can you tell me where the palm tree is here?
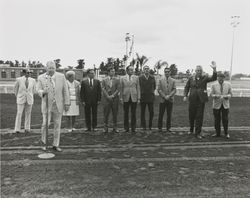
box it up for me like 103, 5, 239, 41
136, 53, 149, 72
154, 60, 168, 75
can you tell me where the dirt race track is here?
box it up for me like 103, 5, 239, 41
1, 127, 250, 198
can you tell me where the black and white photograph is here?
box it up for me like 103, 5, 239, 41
0, 0, 250, 197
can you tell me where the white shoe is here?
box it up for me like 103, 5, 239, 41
68, 129, 73, 133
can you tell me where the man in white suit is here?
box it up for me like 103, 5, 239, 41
120, 66, 140, 133
14, 68, 36, 133
210, 72, 232, 138
37, 61, 70, 151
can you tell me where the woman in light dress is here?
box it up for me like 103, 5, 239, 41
63, 71, 80, 132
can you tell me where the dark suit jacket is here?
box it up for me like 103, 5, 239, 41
80, 78, 101, 104
139, 74, 156, 103
102, 76, 120, 104
184, 72, 217, 103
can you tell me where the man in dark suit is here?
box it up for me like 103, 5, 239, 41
80, 69, 101, 132
183, 61, 217, 139
102, 67, 120, 133
139, 65, 156, 131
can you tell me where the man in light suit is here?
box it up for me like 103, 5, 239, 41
102, 67, 120, 133
158, 67, 176, 132
183, 61, 217, 139
37, 61, 70, 152
120, 66, 140, 133
210, 72, 232, 138
14, 68, 36, 133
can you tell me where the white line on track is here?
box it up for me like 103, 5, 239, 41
1, 126, 250, 134
2, 156, 250, 166
1, 142, 249, 154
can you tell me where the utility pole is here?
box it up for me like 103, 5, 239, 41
125, 33, 130, 69
230, 16, 240, 82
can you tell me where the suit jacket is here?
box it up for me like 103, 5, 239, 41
184, 72, 217, 103
14, 76, 36, 105
139, 74, 156, 103
37, 72, 70, 114
210, 81, 232, 109
158, 76, 176, 103
67, 80, 81, 105
102, 76, 120, 104
120, 75, 140, 102
80, 78, 102, 104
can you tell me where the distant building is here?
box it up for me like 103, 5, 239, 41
240, 77, 250, 80
0, 67, 84, 82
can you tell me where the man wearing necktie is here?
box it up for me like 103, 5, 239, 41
120, 66, 140, 133
80, 69, 102, 132
183, 61, 217, 139
158, 67, 176, 132
139, 65, 156, 131
210, 72, 232, 138
14, 68, 36, 133
37, 61, 70, 152
102, 67, 120, 133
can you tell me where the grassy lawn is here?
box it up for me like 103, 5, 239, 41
0, 94, 250, 130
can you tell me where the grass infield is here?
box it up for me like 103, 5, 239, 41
0, 94, 249, 130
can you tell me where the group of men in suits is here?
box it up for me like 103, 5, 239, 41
14, 60, 233, 152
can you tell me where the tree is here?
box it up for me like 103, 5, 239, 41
75, 59, 85, 69
169, 64, 178, 76
14, 60, 19, 67
99, 61, 106, 72
54, 59, 61, 69
154, 60, 168, 75
136, 53, 149, 72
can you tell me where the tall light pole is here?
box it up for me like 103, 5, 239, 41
125, 33, 131, 69
229, 16, 240, 82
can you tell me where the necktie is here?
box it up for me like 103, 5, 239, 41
90, 79, 93, 87
220, 83, 223, 94
110, 78, 113, 87
25, 77, 29, 88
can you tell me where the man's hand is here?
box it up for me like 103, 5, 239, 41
210, 61, 217, 70
137, 99, 140, 104
165, 95, 170, 100
213, 94, 220, 99
222, 95, 229, 100
42, 89, 48, 97
183, 96, 187, 102
82, 102, 85, 106
107, 95, 113, 100
64, 105, 70, 112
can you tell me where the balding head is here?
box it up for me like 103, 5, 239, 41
46, 61, 56, 76
195, 65, 203, 77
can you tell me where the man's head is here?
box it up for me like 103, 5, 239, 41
126, 66, 134, 76
87, 69, 95, 79
217, 72, 225, 84
66, 71, 75, 82
143, 65, 150, 75
164, 67, 171, 78
195, 65, 203, 78
23, 68, 32, 78
108, 67, 115, 77
46, 61, 56, 76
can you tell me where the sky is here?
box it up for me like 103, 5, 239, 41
0, 0, 249, 74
